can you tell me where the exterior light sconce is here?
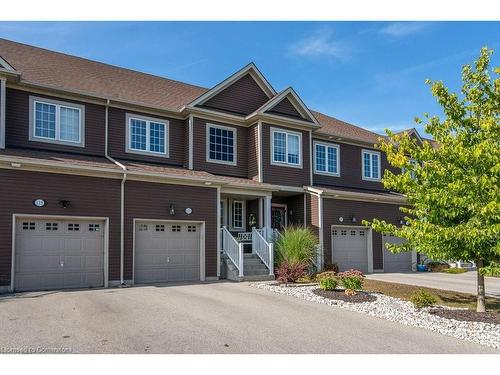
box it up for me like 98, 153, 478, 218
338, 217, 344, 222
399, 217, 405, 225
59, 200, 71, 209
350, 215, 357, 223
169, 204, 175, 215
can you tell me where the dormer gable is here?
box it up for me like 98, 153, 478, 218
188, 63, 276, 116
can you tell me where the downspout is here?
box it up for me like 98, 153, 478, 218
104, 99, 127, 286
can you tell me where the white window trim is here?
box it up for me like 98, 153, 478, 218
126, 113, 169, 158
206, 123, 237, 166
230, 199, 245, 231
270, 127, 303, 168
362, 149, 381, 181
313, 141, 340, 177
29, 96, 85, 147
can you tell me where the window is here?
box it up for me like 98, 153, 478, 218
271, 128, 302, 167
22, 222, 36, 231
350, 230, 356, 236
45, 222, 58, 231
403, 158, 418, 180
30, 96, 84, 146
314, 142, 339, 176
232, 200, 244, 230
207, 124, 236, 165
362, 150, 381, 181
126, 114, 169, 156
155, 224, 165, 232
188, 225, 197, 232
89, 223, 101, 232
171, 225, 181, 232
68, 223, 80, 231
359, 230, 365, 236
341, 230, 347, 236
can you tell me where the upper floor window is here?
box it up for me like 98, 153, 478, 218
362, 149, 381, 181
29, 96, 84, 147
126, 114, 169, 157
206, 124, 236, 166
271, 128, 302, 167
314, 141, 339, 176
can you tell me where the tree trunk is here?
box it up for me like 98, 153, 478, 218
476, 259, 486, 313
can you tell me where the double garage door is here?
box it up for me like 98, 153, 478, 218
331, 226, 412, 273
134, 221, 201, 284
14, 218, 105, 292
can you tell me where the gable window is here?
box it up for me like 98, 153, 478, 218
126, 114, 169, 157
206, 124, 236, 165
271, 128, 302, 167
314, 141, 340, 176
231, 200, 245, 230
362, 150, 381, 181
29, 96, 84, 146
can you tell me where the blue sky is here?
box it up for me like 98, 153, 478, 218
1, 21, 499, 135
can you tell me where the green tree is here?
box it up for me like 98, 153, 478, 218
365, 48, 500, 312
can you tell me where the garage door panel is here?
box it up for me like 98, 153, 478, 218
383, 234, 412, 272
134, 222, 201, 284
15, 218, 105, 292
332, 227, 368, 273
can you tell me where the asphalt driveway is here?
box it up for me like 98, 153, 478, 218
0, 281, 497, 354
366, 271, 500, 297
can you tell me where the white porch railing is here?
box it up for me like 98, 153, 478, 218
252, 227, 274, 276
221, 226, 244, 277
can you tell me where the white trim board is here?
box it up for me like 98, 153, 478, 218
10, 214, 110, 292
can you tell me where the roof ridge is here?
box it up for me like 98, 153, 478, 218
0, 37, 209, 91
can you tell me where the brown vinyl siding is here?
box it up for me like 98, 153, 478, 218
108, 107, 187, 167
200, 74, 270, 116
322, 198, 402, 270
0, 169, 121, 286
5, 88, 106, 156
261, 123, 310, 187
124, 181, 217, 280
247, 123, 259, 180
267, 97, 304, 120
305, 193, 320, 237
192, 117, 248, 178
313, 140, 395, 191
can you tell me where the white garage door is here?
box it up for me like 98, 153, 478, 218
15, 218, 105, 292
134, 222, 201, 284
332, 227, 368, 273
383, 234, 412, 272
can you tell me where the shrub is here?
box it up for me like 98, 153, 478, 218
319, 278, 338, 291
275, 226, 318, 267
276, 261, 308, 283
324, 263, 339, 273
427, 261, 450, 272
410, 289, 437, 308
337, 269, 364, 295
316, 271, 337, 280
445, 267, 467, 274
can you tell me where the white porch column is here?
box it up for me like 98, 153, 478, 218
264, 195, 272, 241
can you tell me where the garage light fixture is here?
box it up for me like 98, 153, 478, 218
169, 203, 175, 215
350, 215, 357, 223
58, 200, 71, 209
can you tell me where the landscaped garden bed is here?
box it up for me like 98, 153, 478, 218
312, 288, 377, 303
428, 309, 500, 324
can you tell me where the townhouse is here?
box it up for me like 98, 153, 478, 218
0, 38, 419, 292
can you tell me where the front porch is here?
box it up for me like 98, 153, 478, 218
219, 190, 306, 281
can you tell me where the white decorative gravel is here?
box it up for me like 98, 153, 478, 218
249, 282, 500, 349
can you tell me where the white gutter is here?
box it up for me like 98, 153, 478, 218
104, 99, 127, 286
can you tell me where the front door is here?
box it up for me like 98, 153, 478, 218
271, 206, 286, 230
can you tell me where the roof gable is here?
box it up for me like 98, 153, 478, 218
252, 87, 319, 126
188, 63, 276, 115
0, 55, 16, 72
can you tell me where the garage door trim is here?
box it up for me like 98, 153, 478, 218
11, 214, 109, 292
132, 218, 206, 284
331, 225, 374, 274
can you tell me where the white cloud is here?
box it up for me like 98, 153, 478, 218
379, 22, 430, 38
289, 28, 349, 60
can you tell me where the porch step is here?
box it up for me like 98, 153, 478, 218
221, 253, 275, 282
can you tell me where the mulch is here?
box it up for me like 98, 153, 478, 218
428, 308, 500, 324
312, 288, 377, 303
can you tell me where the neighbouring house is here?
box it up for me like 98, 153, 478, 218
0, 38, 420, 292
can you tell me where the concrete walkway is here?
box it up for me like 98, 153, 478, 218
366, 271, 500, 297
0, 281, 497, 354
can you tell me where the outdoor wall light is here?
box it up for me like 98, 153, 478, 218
58, 200, 71, 209
339, 217, 344, 222
350, 215, 357, 223
399, 217, 405, 225
169, 203, 175, 215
